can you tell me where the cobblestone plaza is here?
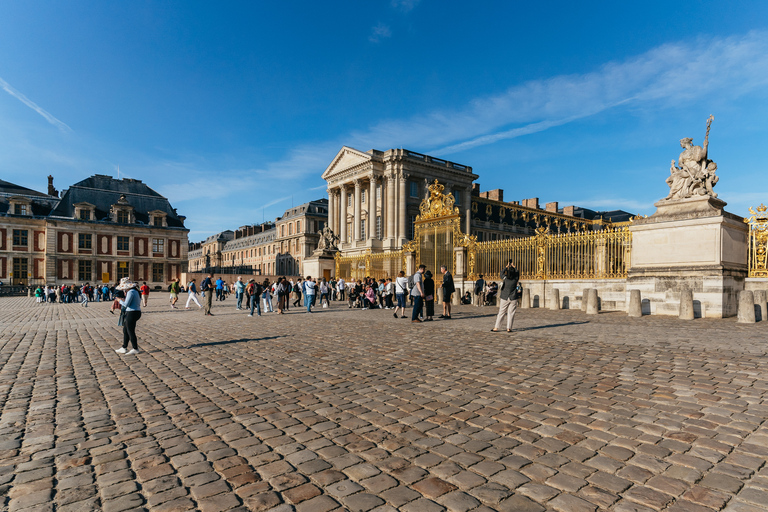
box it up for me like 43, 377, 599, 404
1, 297, 767, 512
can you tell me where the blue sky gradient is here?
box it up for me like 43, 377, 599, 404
2, 1, 767, 239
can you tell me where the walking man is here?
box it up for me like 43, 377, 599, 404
474, 274, 486, 307
439, 265, 455, 319
185, 279, 203, 309
201, 274, 215, 316
234, 276, 245, 310
491, 260, 520, 332
140, 281, 150, 307
410, 265, 426, 323
169, 278, 181, 308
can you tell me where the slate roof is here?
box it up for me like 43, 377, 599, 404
279, 199, 328, 221
48, 175, 186, 228
0, 179, 59, 216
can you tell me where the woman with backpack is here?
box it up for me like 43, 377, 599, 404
393, 271, 408, 318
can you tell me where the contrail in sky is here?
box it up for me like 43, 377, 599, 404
0, 77, 72, 132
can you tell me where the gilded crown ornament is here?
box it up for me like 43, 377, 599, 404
417, 180, 460, 220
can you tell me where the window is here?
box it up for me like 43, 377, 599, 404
318, 221, 325, 232
289, 224, 293, 235
79, 209, 91, 220
13, 258, 28, 282
408, 215, 417, 240
117, 236, 129, 251
454, 189, 461, 206
410, 182, 418, 198
14, 204, 27, 215
347, 194, 352, 208
152, 238, 164, 254
78, 260, 92, 281
376, 185, 381, 201
152, 263, 164, 282
153, 216, 163, 227
376, 216, 382, 239
361, 190, 366, 203
13, 229, 28, 246
117, 210, 129, 224
296, 220, 301, 233
360, 219, 366, 240
78, 234, 92, 249
116, 262, 129, 280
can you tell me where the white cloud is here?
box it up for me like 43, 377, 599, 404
0, 77, 72, 133
391, 0, 420, 12
369, 23, 392, 43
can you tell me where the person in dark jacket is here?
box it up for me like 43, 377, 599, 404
491, 260, 520, 332
423, 270, 435, 321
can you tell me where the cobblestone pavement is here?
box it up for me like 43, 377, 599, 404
1, 295, 768, 512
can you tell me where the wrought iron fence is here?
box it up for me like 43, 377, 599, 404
335, 250, 404, 281
473, 226, 632, 280
745, 204, 768, 278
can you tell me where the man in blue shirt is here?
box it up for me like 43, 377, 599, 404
215, 277, 224, 301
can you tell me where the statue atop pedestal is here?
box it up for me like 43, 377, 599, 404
664, 115, 719, 201
314, 225, 339, 256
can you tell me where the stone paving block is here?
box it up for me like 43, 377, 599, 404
284, 482, 321, 504
548, 493, 597, 512
496, 494, 546, 512
400, 498, 445, 512
294, 495, 339, 512
380, 485, 421, 507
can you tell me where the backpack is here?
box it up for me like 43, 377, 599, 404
407, 273, 415, 290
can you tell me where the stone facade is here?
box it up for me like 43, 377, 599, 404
0, 175, 189, 287
187, 199, 328, 277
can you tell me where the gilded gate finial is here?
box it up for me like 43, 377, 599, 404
418, 180, 460, 220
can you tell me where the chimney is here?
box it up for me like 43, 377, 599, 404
563, 206, 575, 217
545, 201, 558, 213
47, 175, 58, 197
525, 198, 539, 209
511, 201, 519, 206
487, 189, 504, 202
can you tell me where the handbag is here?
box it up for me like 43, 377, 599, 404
117, 307, 126, 327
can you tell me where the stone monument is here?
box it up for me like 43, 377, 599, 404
628, 116, 749, 317
303, 226, 340, 280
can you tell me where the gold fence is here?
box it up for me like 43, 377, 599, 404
745, 204, 768, 278
335, 250, 405, 281
473, 226, 632, 280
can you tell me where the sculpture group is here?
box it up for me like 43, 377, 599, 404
665, 115, 719, 200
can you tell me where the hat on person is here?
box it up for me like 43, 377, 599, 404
116, 277, 136, 291
425, 270, 433, 278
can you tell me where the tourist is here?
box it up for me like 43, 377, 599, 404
262, 279, 274, 313
384, 278, 395, 309
201, 274, 214, 315
215, 276, 224, 301
115, 277, 142, 355
140, 281, 150, 307
234, 276, 245, 310
80, 283, 89, 307
491, 260, 520, 333
292, 278, 303, 308
102, 283, 110, 301
462, 291, 472, 304
169, 278, 181, 309
330, 277, 338, 301
185, 278, 203, 309
337, 277, 346, 301
362, 285, 376, 310
277, 277, 288, 314
486, 282, 498, 305
319, 279, 330, 308
394, 271, 408, 318
35, 286, 43, 304
423, 270, 435, 321
410, 264, 426, 323
246, 278, 263, 317
439, 265, 455, 320
377, 279, 385, 308
474, 274, 485, 306
303, 275, 316, 313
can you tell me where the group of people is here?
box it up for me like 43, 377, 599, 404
105, 258, 521, 356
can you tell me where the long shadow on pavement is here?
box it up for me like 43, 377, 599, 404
514, 321, 590, 332
186, 335, 285, 348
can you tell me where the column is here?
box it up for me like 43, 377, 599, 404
327, 188, 335, 235
354, 180, 362, 242
369, 176, 377, 240
386, 176, 396, 242
398, 173, 407, 242
464, 188, 472, 235
340, 185, 348, 244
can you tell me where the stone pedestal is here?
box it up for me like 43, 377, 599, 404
628, 195, 748, 318
304, 251, 338, 281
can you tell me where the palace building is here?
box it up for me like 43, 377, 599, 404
186, 199, 328, 277
323, 146, 633, 256
0, 175, 189, 287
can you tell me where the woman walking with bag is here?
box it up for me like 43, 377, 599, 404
115, 277, 142, 355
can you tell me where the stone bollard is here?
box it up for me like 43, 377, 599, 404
679, 288, 694, 320
628, 289, 642, 318
754, 290, 767, 322
550, 289, 560, 310
521, 288, 531, 309
586, 289, 599, 315
581, 288, 591, 312
738, 290, 756, 324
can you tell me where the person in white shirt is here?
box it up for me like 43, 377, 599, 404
337, 278, 346, 301
393, 270, 408, 319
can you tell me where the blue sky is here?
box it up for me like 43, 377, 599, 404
2, 1, 767, 240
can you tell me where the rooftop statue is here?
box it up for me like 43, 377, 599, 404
665, 115, 718, 200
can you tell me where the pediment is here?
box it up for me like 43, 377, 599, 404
322, 146, 372, 180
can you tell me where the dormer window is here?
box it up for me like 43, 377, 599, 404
9, 197, 32, 216
74, 202, 96, 222
153, 217, 163, 227
14, 204, 27, 215
117, 210, 129, 224
79, 209, 91, 220
148, 210, 168, 227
